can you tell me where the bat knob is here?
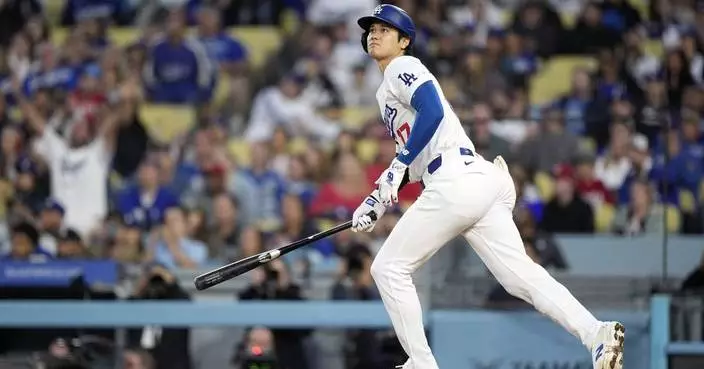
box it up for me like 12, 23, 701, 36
194, 278, 208, 291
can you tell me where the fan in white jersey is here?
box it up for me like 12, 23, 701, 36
349, 4, 625, 369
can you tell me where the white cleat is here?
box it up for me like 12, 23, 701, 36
591, 321, 625, 369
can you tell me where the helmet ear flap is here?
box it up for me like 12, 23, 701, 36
361, 31, 369, 53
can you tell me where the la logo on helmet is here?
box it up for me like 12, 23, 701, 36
374, 5, 383, 14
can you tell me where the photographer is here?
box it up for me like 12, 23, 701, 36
237, 260, 311, 369
231, 327, 278, 369
330, 241, 385, 369
127, 265, 192, 369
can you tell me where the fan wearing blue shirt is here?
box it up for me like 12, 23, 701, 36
117, 158, 179, 231
60, 0, 134, 26
195, 6, 248, 112
143, 9, 215, 104
24, 44, 80, 96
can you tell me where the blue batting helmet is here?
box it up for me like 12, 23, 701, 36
357, 4, 416, 52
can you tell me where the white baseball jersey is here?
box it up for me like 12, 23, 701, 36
375, 55, 475, 182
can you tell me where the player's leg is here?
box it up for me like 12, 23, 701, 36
461, 170, 624, 369
371, 178, 496, 369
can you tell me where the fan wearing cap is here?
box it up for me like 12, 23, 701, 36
38, 198, 66, 256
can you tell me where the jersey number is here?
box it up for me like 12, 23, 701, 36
398, 73, 417, 87
396, 122, 410, 145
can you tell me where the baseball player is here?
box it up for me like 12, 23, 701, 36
350, 5, 625, 369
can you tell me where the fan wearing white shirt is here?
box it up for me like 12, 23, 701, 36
14, 83, 121, 240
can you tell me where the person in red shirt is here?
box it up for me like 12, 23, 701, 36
557, 157, 615, 209
309, 152, 372, 218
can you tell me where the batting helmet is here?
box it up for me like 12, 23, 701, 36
357, 4, 416, 53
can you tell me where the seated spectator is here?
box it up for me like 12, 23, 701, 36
517, 108, 580, 173
310, 152, 370, 219
10, 155, 46, 220
575, 154, 616, 208
510, 0, 563, 58
511, 164, 544, 222
612, 179, 668, 235
143, 9, 214, 104
468, 102, 512, 162
563, 2, 621, 55
540, 165, 595, 233
108, 218, 144, 264
285, 154, 317, 209
600, 0, 642, 33
56, 228, 90, 259
650, 130, 702, 204
117, 157, 180, 232
554, 67, 594, 136
231, 327, 279, 369
60, 0, 134, 26
205, 193, 242, 261
241, 143, 287, 228
244, 69, 340, 143
1, 221, 51, 261
663, 49, 695, 111
145, 207, 208, 269
617, 133, 654, 204
595, 121, 633, 192
500, 32, 538, 90
38, 198, 66, 255
634, 78, 668, 145
23, 44, 81, 96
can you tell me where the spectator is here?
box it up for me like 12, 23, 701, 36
663, 49, 695, 111
38, 198, 66, 255
60, 0, 134, 27
650, 130, 702, 205
595, 121, 633, 192
205, 193, 242, 261
143, 9, 215, 104
24, 43, 80, 96
244, 70, 340, 143
145, 207, 208, 269
468, 102, 512, 161
613, 179, 669, 235
540, 165, 595, 233
634, 78, 668, 144
195, 5, 250, 119
1, 221, 50, 261
241, 143, 287, 228
56, 228, 90, 259
10, 155, 46, 220
517, 108, 580, 173
231, 327, 279, 369
117, 157, 180, 232
574, 154, 615, 208
285, 154, 317, 209
0, 0, 42, 47
600, 0, 643, 34
510, 0, 564, 58
108, 217, 144, 264
554, 67, 594, 135
310, 152, 370, 219
563, 2, 621, 55
500, 32, 538, 90
16, 84, 121, 239
617, 133, 654, 204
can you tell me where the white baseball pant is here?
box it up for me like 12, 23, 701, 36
370, 152, 600, 369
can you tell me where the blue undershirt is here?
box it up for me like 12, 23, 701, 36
396, 80, 445, 166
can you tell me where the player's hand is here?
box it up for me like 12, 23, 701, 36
376, 158, 407, 206
352, 189, 386, 232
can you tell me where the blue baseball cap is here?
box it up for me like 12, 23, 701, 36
43, 198, 65, 215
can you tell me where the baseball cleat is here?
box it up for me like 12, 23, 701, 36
591, 321, 625, 369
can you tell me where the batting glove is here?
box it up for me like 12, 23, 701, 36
376, 158, 407, 206
352, 189, 386, 232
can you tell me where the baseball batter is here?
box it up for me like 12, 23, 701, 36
350, 5, 625, 369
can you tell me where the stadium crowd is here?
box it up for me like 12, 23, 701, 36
0, 0, 703, 368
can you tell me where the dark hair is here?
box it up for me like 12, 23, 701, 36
11, 221, 39, 246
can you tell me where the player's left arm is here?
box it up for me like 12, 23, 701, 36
388, 59, 444, 166
376, 59, 443, 205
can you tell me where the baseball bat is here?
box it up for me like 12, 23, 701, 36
193, 213, 376, 291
